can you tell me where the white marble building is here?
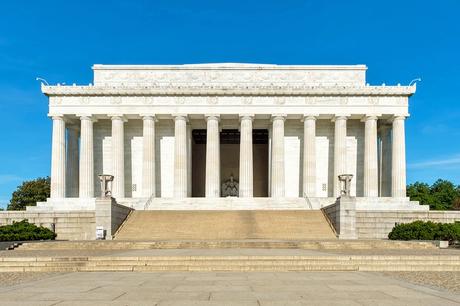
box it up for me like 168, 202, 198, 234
38, 63, 425, 211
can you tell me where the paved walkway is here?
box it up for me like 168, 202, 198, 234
0, 271, 459, 305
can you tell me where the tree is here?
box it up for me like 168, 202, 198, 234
7, 177, 50, 211
407, 182, 433, 207
407, 179, 460, 210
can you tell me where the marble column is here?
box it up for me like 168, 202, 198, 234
111, 116, 125, 199
271, 115, 285, 197
379, 125, 392, 197
302, 115, 316, 197
239, 115, 254, 197
50, 116, 66, 198
66, 126, 79, 197
187, 124, 193, 197
391, 116, 406, 197
205, 115, 220, 198
333, 116, 348, 197
142, 115, 156, 198
79, 116, 94, 198
174, 115, 188, 198
363, 116, 379, 197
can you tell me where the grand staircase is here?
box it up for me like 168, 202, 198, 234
114, 210, 337, 240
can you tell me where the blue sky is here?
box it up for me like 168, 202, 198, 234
0, 0, 459, 208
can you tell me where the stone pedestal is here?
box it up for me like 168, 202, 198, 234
95, 197, 133, 240
336, 196, 357, 239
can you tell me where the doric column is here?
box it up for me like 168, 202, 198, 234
79, 116, 95, 198
391, 116, 406, 197
271, 115, 286, 197
111, 116, 125, 199
363, 115, 379, 197
174, 115, 188, 198
205, 115, 220, 198
333, 115, 348, 197
302, 115, 317, 197
379, 125, 392, 196
50, 116, 66, 198
239, 115, 254, 197
66, 125, 79, 197
142, 115, 156, 198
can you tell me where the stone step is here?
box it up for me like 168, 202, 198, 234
18, 239, 438, 250
114, 210, 338, 240
0, 255, 459, 272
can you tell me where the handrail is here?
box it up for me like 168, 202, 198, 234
303, 192, 313, 209
143, 193, 155, 210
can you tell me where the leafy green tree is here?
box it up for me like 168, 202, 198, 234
407, 179, 460, 210
407, 182, 434, 207
430, 179, 460, 210
7, 177, 50, 211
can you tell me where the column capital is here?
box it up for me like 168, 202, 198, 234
205, 114, 220, 122
173, 114, 188, 122
301, 114, 318, 122
239, 114, 255, 121
271, 114, 287, 122
331, 115, 350, 122
360, 114, 380, 122
50, 115, 66, 121
391, 114, 408, 122
108, 115, 127, 122
141, 114, 158, 121
77, 114, 97, 122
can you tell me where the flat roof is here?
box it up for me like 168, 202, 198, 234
92, 63, 368, 71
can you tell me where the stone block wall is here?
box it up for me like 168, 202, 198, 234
0, 211, 95, 240
95, 198, 133, 239
356, 210, 460, 239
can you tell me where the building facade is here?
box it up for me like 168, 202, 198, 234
37, 63, 424, 211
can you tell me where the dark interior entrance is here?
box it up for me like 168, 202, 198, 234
191, 129, 269, 197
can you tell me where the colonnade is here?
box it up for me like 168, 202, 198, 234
49, 114, 407, 199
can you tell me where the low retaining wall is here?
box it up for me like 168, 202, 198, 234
0, 211, 96, 240
322, 197, 356, 239
357, 210, 460, 239
95, 197, 134, 239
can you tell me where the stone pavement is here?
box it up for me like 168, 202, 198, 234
0, 271, 459, 305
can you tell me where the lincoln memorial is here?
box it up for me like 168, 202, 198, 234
36, 63, 425, 212
20, 63, 447, 240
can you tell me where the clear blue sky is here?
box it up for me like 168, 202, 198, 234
0, 0, 459, 208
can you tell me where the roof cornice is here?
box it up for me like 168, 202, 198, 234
41, 85, 415, 97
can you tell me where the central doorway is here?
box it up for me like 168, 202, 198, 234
191, 129, 269, 197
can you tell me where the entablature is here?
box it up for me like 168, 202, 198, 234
42, 84, 416, 97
